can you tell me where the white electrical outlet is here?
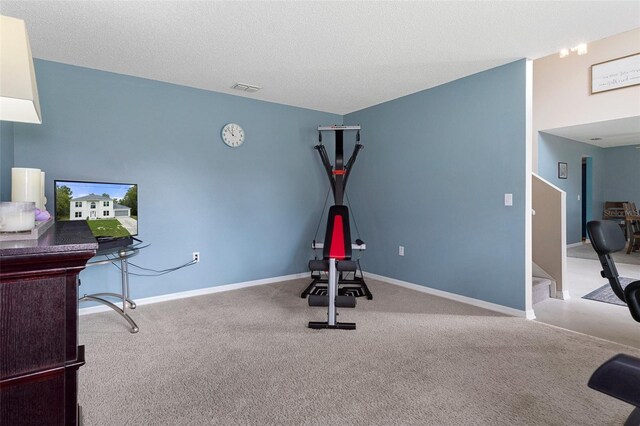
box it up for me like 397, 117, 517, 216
192, 252, 200, 263
504, 193, 513, 206
399, 246, 404, 256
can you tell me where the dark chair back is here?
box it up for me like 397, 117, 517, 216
587, 220, 626, 301
588, 219, 627, 255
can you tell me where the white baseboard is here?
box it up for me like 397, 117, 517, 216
364, 271, 532, 319
556, 290, 571, 300
80, 270, 532, 320
79, 272, 308, 316
567, 240, 590, 248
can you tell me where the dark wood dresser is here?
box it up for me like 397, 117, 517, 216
0, 221, 97, 425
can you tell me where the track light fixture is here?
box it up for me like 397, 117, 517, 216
559, 43, 588, 58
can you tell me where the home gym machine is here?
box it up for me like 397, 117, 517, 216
304, 125, 372, 330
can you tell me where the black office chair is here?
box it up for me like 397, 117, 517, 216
586, 220, 640, 425
586, 220, 640, 321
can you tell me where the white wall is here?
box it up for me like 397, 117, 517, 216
533, 28, 640, 170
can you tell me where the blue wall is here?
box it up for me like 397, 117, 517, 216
8, 58, 532, 312
0, 122, 14, 201
12, 60, 340, 300
345, 60, 528, 310
601, 145, 640, 205
536, 132, 637, 244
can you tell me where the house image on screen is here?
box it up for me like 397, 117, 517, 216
70, 194, 131, 220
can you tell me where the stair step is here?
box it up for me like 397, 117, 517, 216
532, 277, 552, 305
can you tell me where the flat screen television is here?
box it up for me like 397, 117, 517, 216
54, 180, 138, 241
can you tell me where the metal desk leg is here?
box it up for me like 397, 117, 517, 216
122, 258, 135, 308
81, 292, 136, 308
80, 253, 139, 334
120, 257, 139, 333
80, 295, 139, 333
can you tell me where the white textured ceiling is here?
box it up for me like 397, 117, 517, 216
2, 1, 639, 114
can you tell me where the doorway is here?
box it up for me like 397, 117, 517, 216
581, 156, 593, 241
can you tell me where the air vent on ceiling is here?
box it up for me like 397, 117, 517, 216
231, 82, 261, 93
589, 137, 603, 141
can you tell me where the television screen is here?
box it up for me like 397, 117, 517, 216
54, 180, 138, 239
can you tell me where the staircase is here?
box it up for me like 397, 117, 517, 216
532, 173, 566, 302
532, 276, 553, 304
532, 261, 556, 305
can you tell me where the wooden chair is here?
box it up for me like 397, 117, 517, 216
623, 202, 640, 254
603, 201, 627, 219
604, 201, 629, 239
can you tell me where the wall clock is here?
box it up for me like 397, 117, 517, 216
221, 123, 245, 148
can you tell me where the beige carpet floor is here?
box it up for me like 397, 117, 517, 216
79, 278, 640, 425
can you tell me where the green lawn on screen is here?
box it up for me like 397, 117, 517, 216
86, 219, 131, 237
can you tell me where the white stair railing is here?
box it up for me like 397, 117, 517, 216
532, 173, 568, 299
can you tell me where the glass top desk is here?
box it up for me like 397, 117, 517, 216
81, 239, 148, 333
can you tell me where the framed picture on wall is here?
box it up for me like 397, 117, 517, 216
558, 162, 568, 179
591, 53, 640, 94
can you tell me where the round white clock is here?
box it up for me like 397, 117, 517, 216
221, 123, 245, 147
